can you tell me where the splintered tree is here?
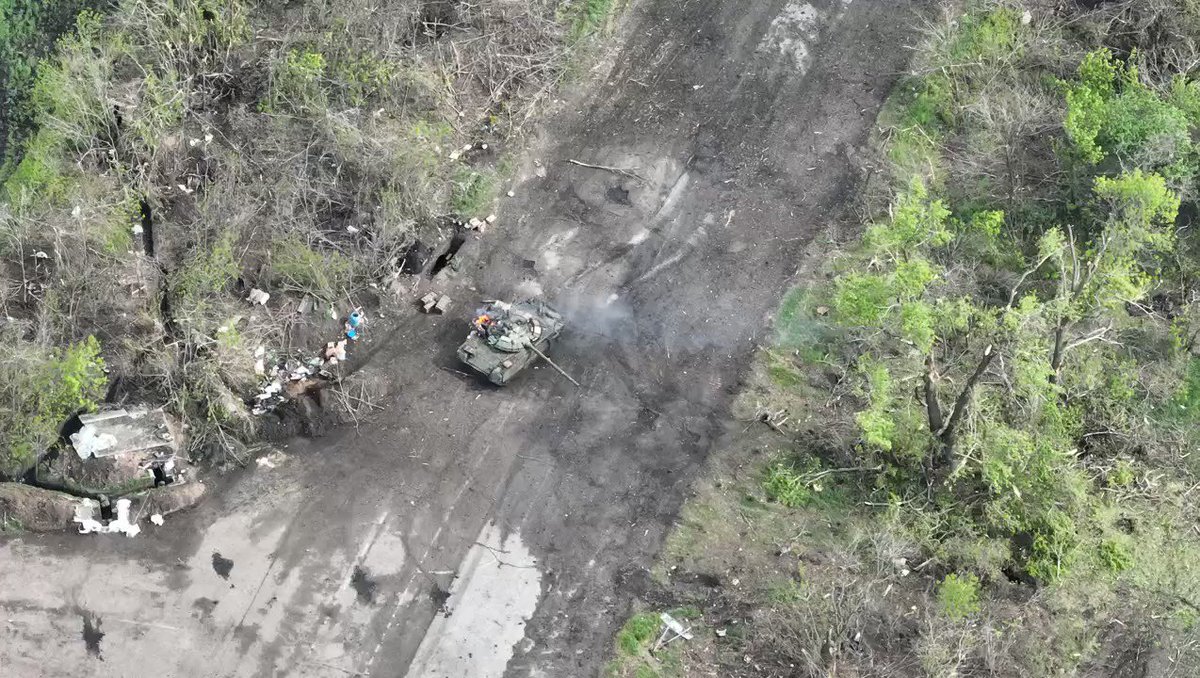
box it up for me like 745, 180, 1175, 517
831, 170, 1180, 578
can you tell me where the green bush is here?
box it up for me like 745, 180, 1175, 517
0, 335, 107, 476
174, 233, 239, 305
265, 48, 327, 113
270, 235, 354, 299
615, 612, 659, 655
763, 458, 819, 508
1098, 538, 1133, 573
1065, 49, 1199, 181
450, 166, 496, 216
1026, 510, 1079, 583
937, 572, 981, 619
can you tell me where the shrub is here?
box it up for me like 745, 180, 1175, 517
450, 166, 496, 216
937, 572, 981, 619
763, 458, 819, 508
615, 612, 659, 656
0, 335, 107, 476
1098, 539, 1133, 573
270, 235, 354, 299
265, 48, 327, 113
173, 233, 239, 306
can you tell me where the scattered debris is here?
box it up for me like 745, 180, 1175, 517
485, 214, 498, 224
70, 408, 176, 461
345, 309, 366, 340
324, 340, 348, 364
246, 288, 270, 305
716, 628, 727, 638
420, 293, 452, 314
652, 612, 693, 651
815, 305, 829, 316
298, 296, 314, 315
252, 355, 332, 415
150, 514, 164, 526
256, 449, 287, 469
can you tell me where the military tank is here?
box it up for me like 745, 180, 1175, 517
457, 300, 576, 386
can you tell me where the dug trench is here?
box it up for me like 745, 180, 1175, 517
0, 0, 933, 676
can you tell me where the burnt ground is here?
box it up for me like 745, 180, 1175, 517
0, 1, 932, 676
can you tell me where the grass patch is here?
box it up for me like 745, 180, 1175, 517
450, 166, 497, 216
568, 0, 616, 42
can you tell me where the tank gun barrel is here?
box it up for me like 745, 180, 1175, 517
525, 342, 580, 387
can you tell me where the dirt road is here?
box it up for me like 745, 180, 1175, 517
0, 1, 928, 675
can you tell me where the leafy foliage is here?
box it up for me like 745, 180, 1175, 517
0, 334, 107, 476
937, 572, 981, 619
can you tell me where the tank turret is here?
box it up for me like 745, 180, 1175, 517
456, 300, 573, 385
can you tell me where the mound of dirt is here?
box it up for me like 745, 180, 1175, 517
0, 483, 78, 532
136, 482, 207, 517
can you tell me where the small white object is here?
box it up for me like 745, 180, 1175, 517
176, 184, 193, 194
1021, 9, 1032, 25
347, 225, 360, 233
506, 190, 515, 197
485, 214, 498, 223
33, 251, 49, 259
204, 132, 213, 143
72, 205, 82, 218
150, 514, 164, 526
246, 288, 270, 305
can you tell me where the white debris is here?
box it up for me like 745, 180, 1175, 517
485, 214, 498, 224
75, 498, 141, 537
1021, 9, 1032, 25
150, 514, 164, 526
506, 190, 515, 197
246, 288, 270, 306
33, 251, 49, 259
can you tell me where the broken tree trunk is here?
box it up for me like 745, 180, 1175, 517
926, 344, 996, 472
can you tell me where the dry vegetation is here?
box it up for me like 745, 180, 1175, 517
609, 1, 1200, 677
0, 0, 618, 478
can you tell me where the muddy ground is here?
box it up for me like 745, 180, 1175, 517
0, 0, 931, 675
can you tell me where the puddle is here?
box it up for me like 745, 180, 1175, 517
80, 610, 105, 659
350, 566, 377, 605
211, 552, 234, 580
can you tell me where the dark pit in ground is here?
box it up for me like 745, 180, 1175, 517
211, 552, 234, 580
